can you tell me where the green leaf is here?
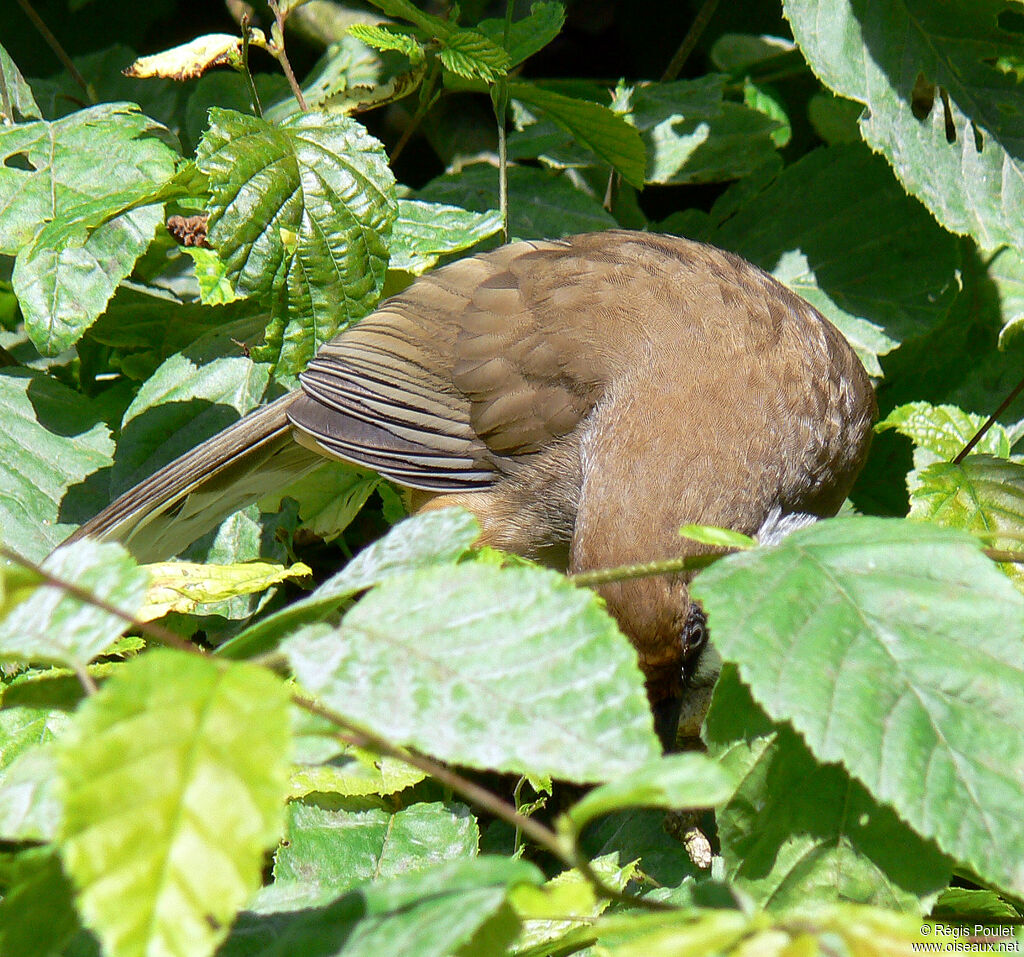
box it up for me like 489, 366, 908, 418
0, 540, 149, 669
987, 245, 1024, 346
289, 735, 426, 798
273, 801, 478, 890
417, 163, 616, 240
139, 558, 311, 621
222, 856, 542, 957
0, 43, 41, 123
196, 108, 397, 375
112, 351, 270, 495
285, 563, 661, 782
627, 76, 781, 184
910, 455, 1024, 593
562, 754, 733, 836
180, 247, 239, 305
389, 199, 503, 275
478, 2, 565, 67
783, 0, 1024, 250
666, 144, 960, 375
13, 187, 167, 355
706, 667, 950, 910
260, 460, 379, 540
691, 516, 1024, 898
58, 650, 291, 957
932, 887, 1023, 923
509, 82, 646, 188
0, 102, 176, 257
878, 402, 1010, 461
439, 30, 510, 82
0, 850, 80, 957
0, 368, 114, 560
217, 508, 481, 659
347, 23, 425, 64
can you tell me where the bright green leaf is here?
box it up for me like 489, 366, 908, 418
877, 402, 1010, 461
389, 199, 503, 275
678, 524, 757, 549
439, 30, 510, 82
478, 2, 565, 67
347, 24, 425, 65
285, 563, 661, 782
0, 43, 41, 123
58, 650, 292, 957
180, 247, 239, 305
260, 459, 379, 540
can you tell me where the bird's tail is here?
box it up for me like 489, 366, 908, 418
65, 393, 325, 562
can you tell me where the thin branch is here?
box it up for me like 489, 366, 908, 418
240, 14, 264, 118
14, 0, 93, 101
293, 693, 675, 912
267, 0, 307, 112
983, 548, 1024, 564
0, 545, 200, 655
391, 66, 440, 164
569, 553, 719, 587
661, 0, 721, 82
953, 371, 1024, 464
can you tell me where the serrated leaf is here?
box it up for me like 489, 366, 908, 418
509, 82, 645, 187
783, 0, 1024, 251
289, 743, 425, 798
439, 29, 510, 82
0, 102, 176, 256
180, 247, 239, 305
285, 563, 661, 781
562, 754, 732, 835
218, 508, 481, 659
347, 24, 424, 65
222, 856, 542, 957
0, 369, 114, 559
0, 540, 149, 670
196, 108, 397, 375
417, 163, 615, 239
123, 34, 246, 80
706, 667, 950, 911
878, 402, 1010, 461
260, 459, 378, 540
628, 76, 781, 184
273, 801, 478, 890
691, 516, 1024, 898
477, 2, 565, 68
139, 558, 311, 621
58, 650, 291, 957
389, 199, 503, 274
0, 43, 41, 122
666, 144, 960, 375
910, 455, 1024, 592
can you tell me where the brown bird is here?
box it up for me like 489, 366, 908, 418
68, 230, 876, 741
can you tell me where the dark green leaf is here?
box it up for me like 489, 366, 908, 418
478, 2, 565, 67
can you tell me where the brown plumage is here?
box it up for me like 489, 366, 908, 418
67, 230, 876, 724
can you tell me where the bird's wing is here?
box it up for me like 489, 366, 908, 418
288, 233, 645, 490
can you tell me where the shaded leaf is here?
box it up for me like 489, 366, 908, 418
478, 2, 566, 68
261, 460, 378, 540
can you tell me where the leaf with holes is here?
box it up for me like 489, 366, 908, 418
58, 650, 291, 957
691, 516, 1024, 898
196, 108, 397, 375
783, 0, 1024, 250
284, 563, 661, 782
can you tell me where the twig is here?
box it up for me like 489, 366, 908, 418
983, 548, 1024, 564
661, 0, 721, 82
240, 14, 264, 118
0, 545, 199, 655
953, 371, 1024, 464
570, 553, 719, 587
14, 0, 94, 101
293, 693, 675, 912
391, 66, 440, 163
267, 0, 307, 112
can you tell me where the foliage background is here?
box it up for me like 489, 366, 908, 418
0, 0, 1023, 955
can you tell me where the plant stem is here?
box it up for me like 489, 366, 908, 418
661, 0, 721, 82
14, 0, 93, 101
391, 65, 440, 163
952, 371, 1024, 464
570, 553, 720, 587
267, 0, 307, 112
240, 14, 264, 118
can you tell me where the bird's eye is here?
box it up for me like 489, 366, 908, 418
681, 603, 709, 661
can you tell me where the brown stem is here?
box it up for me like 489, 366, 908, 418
14, 0, 93, 101
983, 548, 1024, 564
240, 14, 264, 118
267, 0, 307, 111
293, 693, 675, 912
952, 372, 1024, 464
0, 545, 200, 655
661, 0, 721, 82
